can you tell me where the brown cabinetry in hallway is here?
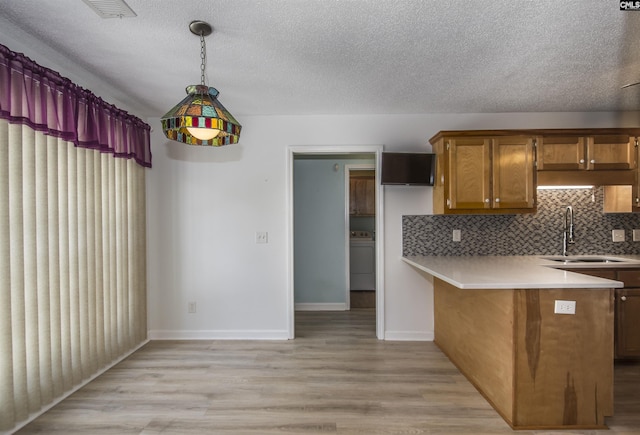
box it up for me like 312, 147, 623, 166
349, 174, 375, 216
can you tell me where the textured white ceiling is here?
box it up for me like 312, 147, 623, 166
1, 0, 640, 119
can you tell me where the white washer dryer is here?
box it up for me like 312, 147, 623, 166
349, 231, 376, 291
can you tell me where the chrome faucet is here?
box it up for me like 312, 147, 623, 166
562, 206, 575, 256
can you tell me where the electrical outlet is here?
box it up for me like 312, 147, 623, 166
554, 300, 576, 315
255, 231, 268, 244
188, 301, 197, 314
452, 229, 461, 242
612, 229, 625, 242
633, 229, 640, 242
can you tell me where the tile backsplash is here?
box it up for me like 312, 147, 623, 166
403, 187, 640, 256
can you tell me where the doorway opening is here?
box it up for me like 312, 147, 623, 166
346, 165, 376, 311
287, 146, 385, 339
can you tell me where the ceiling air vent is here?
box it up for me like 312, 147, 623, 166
81, 0, 137, 18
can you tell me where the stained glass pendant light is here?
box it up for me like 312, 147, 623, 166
161, 20, 241, 146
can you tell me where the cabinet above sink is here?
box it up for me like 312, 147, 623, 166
537, 134, 637, 172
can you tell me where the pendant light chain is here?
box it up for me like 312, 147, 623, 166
199, 33, 207, 86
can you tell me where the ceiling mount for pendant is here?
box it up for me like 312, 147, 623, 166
189, 20, 212, 37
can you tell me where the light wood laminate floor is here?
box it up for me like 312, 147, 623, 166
17, 309, 640, 434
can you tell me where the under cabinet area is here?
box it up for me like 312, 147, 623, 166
430, 132, 536, 214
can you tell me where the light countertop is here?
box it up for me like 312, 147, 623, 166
401, 255, 640, 289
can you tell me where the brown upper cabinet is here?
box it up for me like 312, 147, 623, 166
538, 134, 637, 171
349, 174, 375, 216
431, 133, 536, 214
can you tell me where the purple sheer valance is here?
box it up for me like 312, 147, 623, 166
0, 43, 152, 167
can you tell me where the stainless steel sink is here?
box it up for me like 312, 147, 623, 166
541, 256, 624, 264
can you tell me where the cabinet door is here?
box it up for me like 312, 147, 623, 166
633, 137, 640, 210
587, 135, 636, 170
447, 137, 491, 209
537, 136, 586, 170
615, 288, 640, 359
634, 166, 640, 210
349, 179, 358, 215
432, 139, 447, 214
354, 179, 368, 215
350, 177, 375, 216
363, 178, 375, 215
492, 136, 536, 209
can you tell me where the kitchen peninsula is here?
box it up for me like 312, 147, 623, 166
403, 255, 634, 430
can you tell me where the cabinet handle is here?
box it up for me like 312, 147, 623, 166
621, 295, 627, 302
484, 198, 490, 203
579, 159, 585, 164
495, 198, 500, 203
590, 159, 596, 164
446, 199, 451, 207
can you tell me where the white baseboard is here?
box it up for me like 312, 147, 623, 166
384, 331, 434, 341
147, 329, 290, 340
294, 303, 347, 311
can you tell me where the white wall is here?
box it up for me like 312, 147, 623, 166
146, 112, 640, 340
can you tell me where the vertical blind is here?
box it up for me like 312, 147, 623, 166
0, 119, 147, 431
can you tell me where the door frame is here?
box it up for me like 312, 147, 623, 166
287, 145, 385, 339
344, 163, 376, 311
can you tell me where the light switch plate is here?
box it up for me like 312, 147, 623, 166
633, 229, 640, 242
612, 229, 625, 242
